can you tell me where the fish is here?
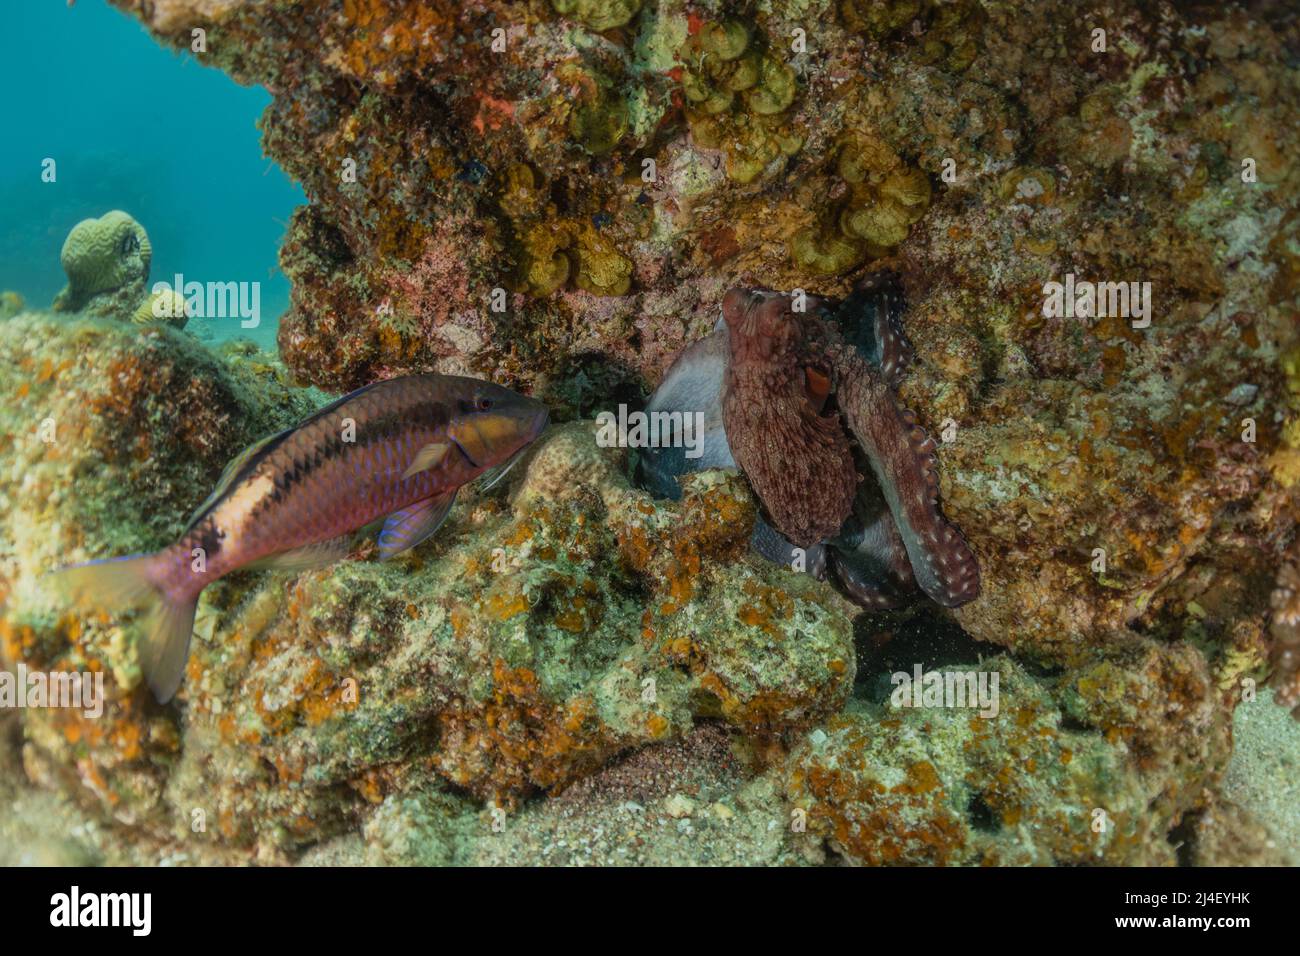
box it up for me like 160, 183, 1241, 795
49, 373, 549, 703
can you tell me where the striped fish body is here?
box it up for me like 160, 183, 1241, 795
52, 373, 549, 701
165, 375, 507, 590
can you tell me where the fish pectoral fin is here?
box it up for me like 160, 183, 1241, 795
377, 490, 457, 560
401, 442, 450, 480
245, 533, 356, 572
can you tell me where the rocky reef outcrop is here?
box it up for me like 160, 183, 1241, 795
0, 0, 1295, 864
0, 305, 1292, 865
102, 0, 1300, 678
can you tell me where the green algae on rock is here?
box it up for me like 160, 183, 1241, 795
786, 648, 1229, 866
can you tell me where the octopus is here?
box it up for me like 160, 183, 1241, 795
636, 272, 979, 610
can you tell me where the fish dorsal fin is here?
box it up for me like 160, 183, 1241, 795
244, 532, 356, 572
377, 490, 457, 560
401, 441, 450, 480
183, 428, 291, 532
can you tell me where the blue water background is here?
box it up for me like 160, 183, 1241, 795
0, 0, 302, 349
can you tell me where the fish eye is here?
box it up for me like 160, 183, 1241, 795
476, 396, 495, 411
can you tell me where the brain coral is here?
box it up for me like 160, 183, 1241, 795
133, 287, 189, 329
53, 210, 152, 313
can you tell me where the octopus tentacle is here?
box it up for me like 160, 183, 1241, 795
826, 460, 920, 608
752, 517, 829, 579
831, 554, 913, 609
832, 346, 980, 607
828, 507, 917, 609
834, 271, 914, 385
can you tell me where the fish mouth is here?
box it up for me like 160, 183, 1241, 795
448, 399, 549, 476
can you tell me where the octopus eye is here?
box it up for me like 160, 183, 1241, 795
120, 232, 139, 256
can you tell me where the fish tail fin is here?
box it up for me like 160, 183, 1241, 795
48, 553, 197, 703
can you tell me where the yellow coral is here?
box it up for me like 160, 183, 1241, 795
551, 0, 641, 31
792, 134, 931, 274
514, 222, 573, 298
497, 163, 548, 219
681, 19, 802, 184
842, 0, 982, 73
498, 166, 632, 297
557, 63, 629, 156
572, 223, 632, 296
840, 0, 921, 38
791, 226, 866, 276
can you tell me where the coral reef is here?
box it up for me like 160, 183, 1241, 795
0, 0, 1287, 865
785, 645, 1230, 865
3, 307, 1295, 865
53, 210, 152, 317
99, 0, 1299, 683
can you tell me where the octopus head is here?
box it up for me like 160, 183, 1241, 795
723, 288, 792, 357
720, 285, 859, 547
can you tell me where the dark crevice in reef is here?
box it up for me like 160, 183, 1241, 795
1056, 712, 1094, 734
541, 352, 644, 421
967, 794, 1000, 834
854, 608, 1003, 705
1167, 812, 1200, 868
